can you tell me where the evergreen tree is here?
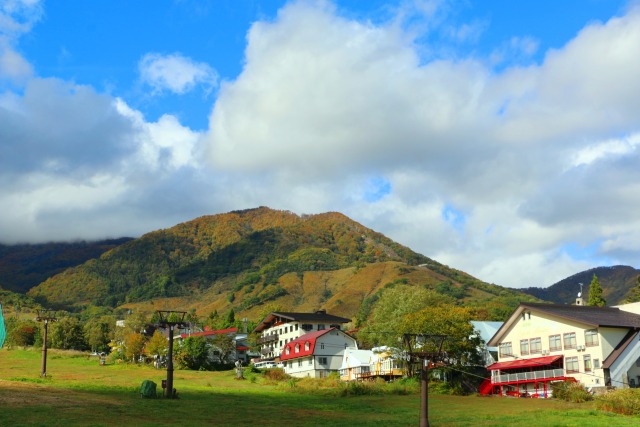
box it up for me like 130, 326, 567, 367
587, 274, 606, 307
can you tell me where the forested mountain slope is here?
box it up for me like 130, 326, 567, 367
27, 207, 537, 320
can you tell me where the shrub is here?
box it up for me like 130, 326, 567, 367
264, 368, 289, 382
551, 380, 592, 403
597, 388, 640, 415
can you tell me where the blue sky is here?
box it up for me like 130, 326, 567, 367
1, 0, 639, 289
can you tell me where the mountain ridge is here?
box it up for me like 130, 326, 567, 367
25, 207, 537, 321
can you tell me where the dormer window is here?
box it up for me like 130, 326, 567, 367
295, 344, 300, 353
304, 342, 310, 351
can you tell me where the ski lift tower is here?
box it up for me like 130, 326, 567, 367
156, 310, 188, 398
35, 309, 57, 377
403, 333, 448, 427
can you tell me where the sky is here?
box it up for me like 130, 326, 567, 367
1, 0, 639, 289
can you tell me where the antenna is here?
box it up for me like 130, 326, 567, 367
578, 283, 584, 298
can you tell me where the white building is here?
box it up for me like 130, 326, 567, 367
279, 328, 357, 378
483, 302, 640, 396
253, 310, 351, 360
339, 346, 403, 382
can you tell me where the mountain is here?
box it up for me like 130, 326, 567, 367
27, 207, 538, 321
0, 238, 133, 293
517, 265, 640, 305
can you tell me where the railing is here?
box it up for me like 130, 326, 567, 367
493, 368, 564, 384
260, 347, 274, 356
257, 334, 278, 344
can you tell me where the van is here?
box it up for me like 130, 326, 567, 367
253, 361, 276, 369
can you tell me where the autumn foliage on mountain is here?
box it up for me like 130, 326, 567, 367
26, 207, 535, 321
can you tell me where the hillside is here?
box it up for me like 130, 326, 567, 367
27, 207, 538, 321
0, 238, 133, 293
517, 265, 640, 305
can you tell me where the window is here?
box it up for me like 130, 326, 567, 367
594, 359, 601, 369
309, 358, 313, 366
565, 356, 579, 373
304, 342, 310, 351
319, 357, 328, 365
285, 347, 290, 355
321, 343, 325, 350
499, 342, 512, 357
584, 355, 592, 372
585, 329, 599, 347
298, 360, 302, 367
295, 324, 299, 331
549, 335, 561, 351
318, 324, 325, 330
530, 337, 542, 354
294, 344, 300, 353
520, 339, 529, 355
563, 332, 577, 350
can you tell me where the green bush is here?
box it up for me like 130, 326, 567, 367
551, 380, 592, 403
596, 388, 640, 415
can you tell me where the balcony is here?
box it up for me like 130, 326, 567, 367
257, 334, 278, 345
492, 368, 565, 385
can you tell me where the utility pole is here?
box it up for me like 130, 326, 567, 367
35, 310, 57, 377
403, 333, 447, 427
156, 310, 188, 398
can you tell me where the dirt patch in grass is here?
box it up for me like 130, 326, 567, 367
0, 380, 123, 407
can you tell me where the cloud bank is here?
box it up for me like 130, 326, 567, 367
2, 1, 640, 289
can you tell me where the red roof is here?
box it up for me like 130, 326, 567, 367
487, 355, 562, 371
178, 327, 237, 339
279, 328, 334, 361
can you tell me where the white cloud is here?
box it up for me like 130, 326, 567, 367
138, 52, 218, 95
200, 1, 640, 287
3, 0, 640, 290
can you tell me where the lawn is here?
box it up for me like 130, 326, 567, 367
1, 348, 639, 426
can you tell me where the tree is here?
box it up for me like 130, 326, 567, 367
625, 276, 640, 303
587, 274, 606, 307
210, 333, 236, 364
84, 315, 115, 353
359, 284, 455, 348
10, 320, 38, 348
400, 305, 482, 376
50, 316, 87, 350
222, 309, 235, 329
123, 332, 146, 362
174, 336, 210, 370
145, 329, 168, 358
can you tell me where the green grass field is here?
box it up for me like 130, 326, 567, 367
1, 348, 639, 426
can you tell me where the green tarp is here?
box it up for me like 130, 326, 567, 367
140, 380, 157, 398
0, 303, 6, 349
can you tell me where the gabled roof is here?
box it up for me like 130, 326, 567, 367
279, 328, 355, 361
253, 310, 351, 333
340, 349, 373, 370
279, 328, 333, 361
488, 302, 640, 347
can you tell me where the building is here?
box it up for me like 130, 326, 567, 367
482, 302, 640, 397
339, 346, 403, 382
253, 310, 351, 360
471, 321, 503, 367
279, 328, 357, 378
339, 348, 374, 381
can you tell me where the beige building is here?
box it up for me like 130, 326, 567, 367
483, 301, 640, 396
